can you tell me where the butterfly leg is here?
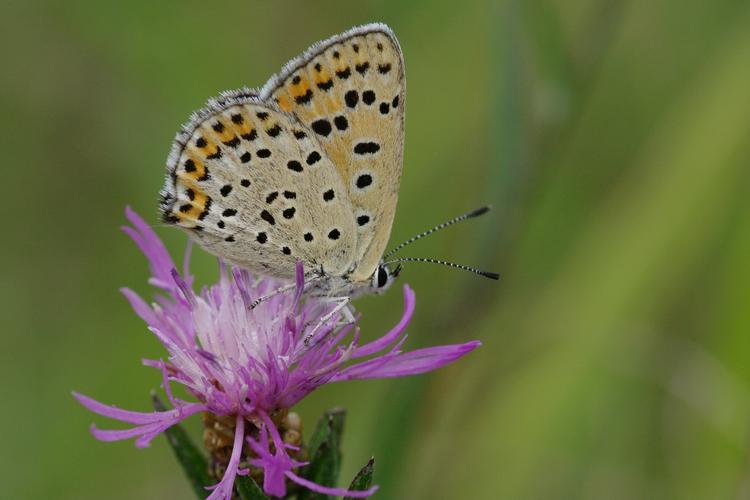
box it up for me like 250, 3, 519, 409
249, 275, 322, 309
250, 282, 297, 309
303, 296, 351, 347
316, 295, 356, 327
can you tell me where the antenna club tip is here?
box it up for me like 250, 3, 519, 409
470, 206, 492, 217
482, 271, 500, 280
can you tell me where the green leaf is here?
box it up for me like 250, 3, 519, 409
343, 457, 375, 500
235, 474, 269, 500
152, 394, 212, 499
298, 408, 347, 500
306, 407, 345, 458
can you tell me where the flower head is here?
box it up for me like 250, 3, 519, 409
74, 208, 480, 499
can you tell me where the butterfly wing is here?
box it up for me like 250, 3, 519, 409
261, 23, 405, 283
160, 90, 357, 279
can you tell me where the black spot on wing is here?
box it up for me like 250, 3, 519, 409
336, 67, 351, 79
362, 90, 376, 105
197, 166, 210, 182
334, 115, 348, 131
354, 142, 380, 155
260, 210, 275, 225
287, 160, 303, 172
266, 124, 282, 137
345, 90, 359, 108
311, 119, 332, 137
294, 89, 313, 104
355, 62, 369, 75
198, 198, 212, 220
163, 213, 179, 224
306, 151, 321, 165
316, 79, 333, 91
357, 215, 370, 226
356, 174, 373, 188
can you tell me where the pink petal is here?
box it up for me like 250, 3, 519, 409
120, 287, 158, 327
123, 206, 176, 287
352, 285, 415, 358
206, 415, 245, 500
73, 392, 184, 424
286, 471, 378, 498
333, 341, 481, 381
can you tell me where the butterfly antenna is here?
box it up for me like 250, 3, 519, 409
383, 257, 499, 280
382, 206, 491, 260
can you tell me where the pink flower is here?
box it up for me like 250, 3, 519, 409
74, 207, 480, 499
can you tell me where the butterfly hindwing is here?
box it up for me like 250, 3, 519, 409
262, 23, 405, 282
160, 91, 357, 279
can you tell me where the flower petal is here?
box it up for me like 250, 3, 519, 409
351, 285, 415, 358
206, 415, 245, 500
286, 471, 378, 498
74, 392, 206, 444
73, 392, 192, 424
332, 341, 481, 381
120, 287, 159, 328
123, 206, 176, 289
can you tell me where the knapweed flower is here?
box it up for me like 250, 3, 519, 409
74, 208, 480, 499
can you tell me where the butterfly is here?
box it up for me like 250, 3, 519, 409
159, 23, 496, 311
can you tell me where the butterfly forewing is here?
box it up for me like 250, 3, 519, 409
262, 23, 405, 282
160, 93, 357, 279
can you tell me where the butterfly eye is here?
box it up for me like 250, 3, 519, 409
375, 266, 389, 289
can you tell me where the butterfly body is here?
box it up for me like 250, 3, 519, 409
160, 24, 405, 298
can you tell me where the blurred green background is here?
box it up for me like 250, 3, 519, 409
3, 0, 750, 498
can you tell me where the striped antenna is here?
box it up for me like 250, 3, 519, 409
382, 206, 491, 260
383, 257, 499, 280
